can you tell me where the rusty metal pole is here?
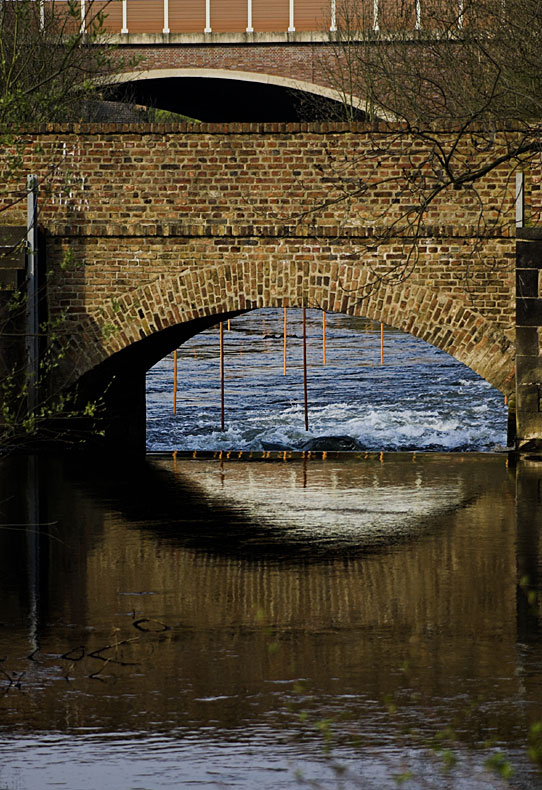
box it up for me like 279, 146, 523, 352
220, 321, 225, 431
303, 307, 309, 432
283, 307, 287, 375
322, 310, 326, 365
173, 349, 178, 414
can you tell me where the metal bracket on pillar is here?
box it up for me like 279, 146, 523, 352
26, 175, 39, 415
516, 171, 524, 229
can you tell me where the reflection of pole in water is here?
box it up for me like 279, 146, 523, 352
26, 455, 40, 652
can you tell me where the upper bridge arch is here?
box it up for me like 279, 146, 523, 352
110, 68, 372, 120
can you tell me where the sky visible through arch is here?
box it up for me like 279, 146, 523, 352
145, 308, 507, 452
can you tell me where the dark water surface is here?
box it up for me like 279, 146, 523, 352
1, 452, 542, 789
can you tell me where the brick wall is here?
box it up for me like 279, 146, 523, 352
117, 42, 329, 91
0, 123, 521, 396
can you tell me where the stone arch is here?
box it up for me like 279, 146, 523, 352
110, 68, 378, 117
67, 259, 515, 395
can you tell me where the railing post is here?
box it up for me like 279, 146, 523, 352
80, 0, 86, 33
205, 0, 212, 33
288, 0, 295, 32
163, 0, 170, 33
373, 0, 379, 30
121, 0, 128, 33
246, 0, 253, 32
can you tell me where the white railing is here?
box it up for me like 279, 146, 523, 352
77, 0, 467, 37
116, 0, 340, 35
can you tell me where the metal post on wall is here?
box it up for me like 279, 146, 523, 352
246, 0, 253, 32
26, 175, 39, 415
205, 0, 212, 33
163, 0, 170, 33
330, 0, 336, 31
516, 171, 524, 229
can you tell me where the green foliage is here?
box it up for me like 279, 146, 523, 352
0, 281, 103, 453
528, 721, 542, 767
0, 0, 131, 127
484, 751, 514, 779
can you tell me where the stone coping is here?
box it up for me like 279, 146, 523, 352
43, 221, 514, 239
4, 121, 537, 134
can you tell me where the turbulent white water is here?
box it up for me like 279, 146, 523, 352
146, 308, 507, 452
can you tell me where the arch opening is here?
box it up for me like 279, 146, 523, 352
145, 308, 508, 453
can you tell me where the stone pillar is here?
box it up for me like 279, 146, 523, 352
516, 229, 542, 452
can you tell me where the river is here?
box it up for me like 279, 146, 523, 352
1, 310, 541, 790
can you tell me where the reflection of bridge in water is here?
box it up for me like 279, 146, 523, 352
2, 452, 539, 742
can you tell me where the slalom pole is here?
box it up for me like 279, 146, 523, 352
380, 322, 384, 365
322, 311, 326, 365
173, 349, 178, 414
227, 319, 231, 331
283, 307, 287, 375
303, 307, 309, 432
220, 321, 225, 431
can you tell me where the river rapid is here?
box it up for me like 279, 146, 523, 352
146, 309, 508, 453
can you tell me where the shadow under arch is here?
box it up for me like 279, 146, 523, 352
108, 67, 379, 120
65, 259, 515, 452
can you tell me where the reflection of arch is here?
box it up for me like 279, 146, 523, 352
68, 259, 514, 394
111, 67, 376, 117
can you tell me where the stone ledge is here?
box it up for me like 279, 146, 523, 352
44, 222, 514, 239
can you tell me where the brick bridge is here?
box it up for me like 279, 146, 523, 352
2, 121, 539, 451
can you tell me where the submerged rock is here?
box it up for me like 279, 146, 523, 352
301, 435, 362, 451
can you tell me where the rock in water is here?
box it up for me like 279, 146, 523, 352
302, 435, 362, 451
